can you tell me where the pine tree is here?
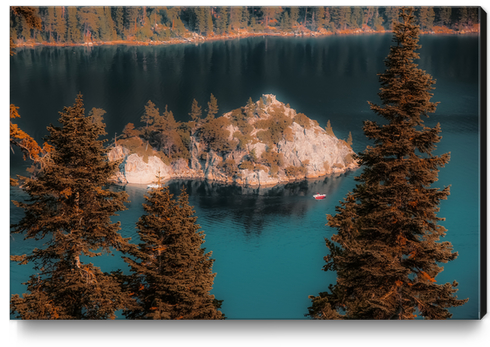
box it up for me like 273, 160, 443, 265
246, 97, 256, 118
123, 186, 224, 320
458, 7, 469, 27
289, 7, 299, 28
142, 100, 160, 129
419, 7, 435, 31
141, 100, 161, 146
114, 7, 125, 39
346, 131, 353, 147
122, 122, 140, 138
10, 94, 134, 319
307, 7, 467, 320
205, 8, 214, 36
325, 119, 335, 136
189, 98, 203, 131
206, 93, 219, 120
216, 7, 229, 34
195, 7, 207, 35
438, 7, 452, 26
53, 7, 66, 42
66, 7, 81, 43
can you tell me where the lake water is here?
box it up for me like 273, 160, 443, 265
9, 34, 481, 319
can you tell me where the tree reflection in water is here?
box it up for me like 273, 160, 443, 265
161, 172, 352, 235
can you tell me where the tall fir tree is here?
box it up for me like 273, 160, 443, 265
53, 7, 66, 42
122, 186, 224, 320
195, 7, 207, 35
10, 94, 134, 319
189, 98, 203, 131
206, 93, 219, 120
66, 7, 81, 43
438, 7, 452, 26
307, 7, 467, 320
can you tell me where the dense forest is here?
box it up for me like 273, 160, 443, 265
10, 6, 480, 47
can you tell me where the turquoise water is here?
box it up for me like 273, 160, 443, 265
10, 34, 481, 319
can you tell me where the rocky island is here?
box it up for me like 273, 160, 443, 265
108, 94, 358, 187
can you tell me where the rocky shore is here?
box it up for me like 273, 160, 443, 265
108, 94, 358, 187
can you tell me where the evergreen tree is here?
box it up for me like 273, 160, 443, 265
123, 186, 224, 320
165, 6, 181, 31
372, 7, 384, 31
113, 7, 125, 39
468, 7, 479, 27
332, 7, 351, 30
362, 6, 375, 27
206, 8, 214, 36
206, 93, 219, 120
45, 7, 56, 41
280, 12, 291, 31
79, 7, 101, 41
289, 7, 299, 28
438, 7, 452, 26
10, 94, 134, 319
189, 99, 203, 131
98, 7, 116, 41
350, 7, 362, 29
142, 100, 160, 129
230, 7, 243, 31
66, 7, 81, 43
315, 7, 326, 30
346, 131, 353, 146
385, 7, 400, 30
418, 7, 435, 31
307, 7, 467, 320
215, 7, 229, 34
458, 7, 469, 28
122, 122, 140, 138
124, 7, 139, 37
325, 120, 335, 136
195, 7, 207, 35
53, 7, 66, 42
241, 7, 250, 28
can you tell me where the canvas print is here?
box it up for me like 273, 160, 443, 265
9, 6, 485, 320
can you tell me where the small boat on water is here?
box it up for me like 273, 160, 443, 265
147, 184, 161, 189
313, 194, 327, 200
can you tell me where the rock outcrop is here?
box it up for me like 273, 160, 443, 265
108, 94, 358, 187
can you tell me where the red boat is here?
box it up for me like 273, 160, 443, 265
313, 194, 326, 200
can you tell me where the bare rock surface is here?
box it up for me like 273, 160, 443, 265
108, 94, 358, 186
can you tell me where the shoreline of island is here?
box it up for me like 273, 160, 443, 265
107, 94, 359, 189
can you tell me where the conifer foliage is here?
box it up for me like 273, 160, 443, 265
11, 94, 133, 319
307, 8, 467, 320
123, 186, 224, 320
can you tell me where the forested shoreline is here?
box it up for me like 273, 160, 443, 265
10, 6, 480, 50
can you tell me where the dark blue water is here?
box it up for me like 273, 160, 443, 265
10, 34, 481, 319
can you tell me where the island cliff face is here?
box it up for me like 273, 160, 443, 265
108, 94, 358, 187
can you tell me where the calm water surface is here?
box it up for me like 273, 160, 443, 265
10, 34, 481, 319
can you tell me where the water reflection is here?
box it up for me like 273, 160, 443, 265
166, 173, 351, 234
113, 171, 353, 236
